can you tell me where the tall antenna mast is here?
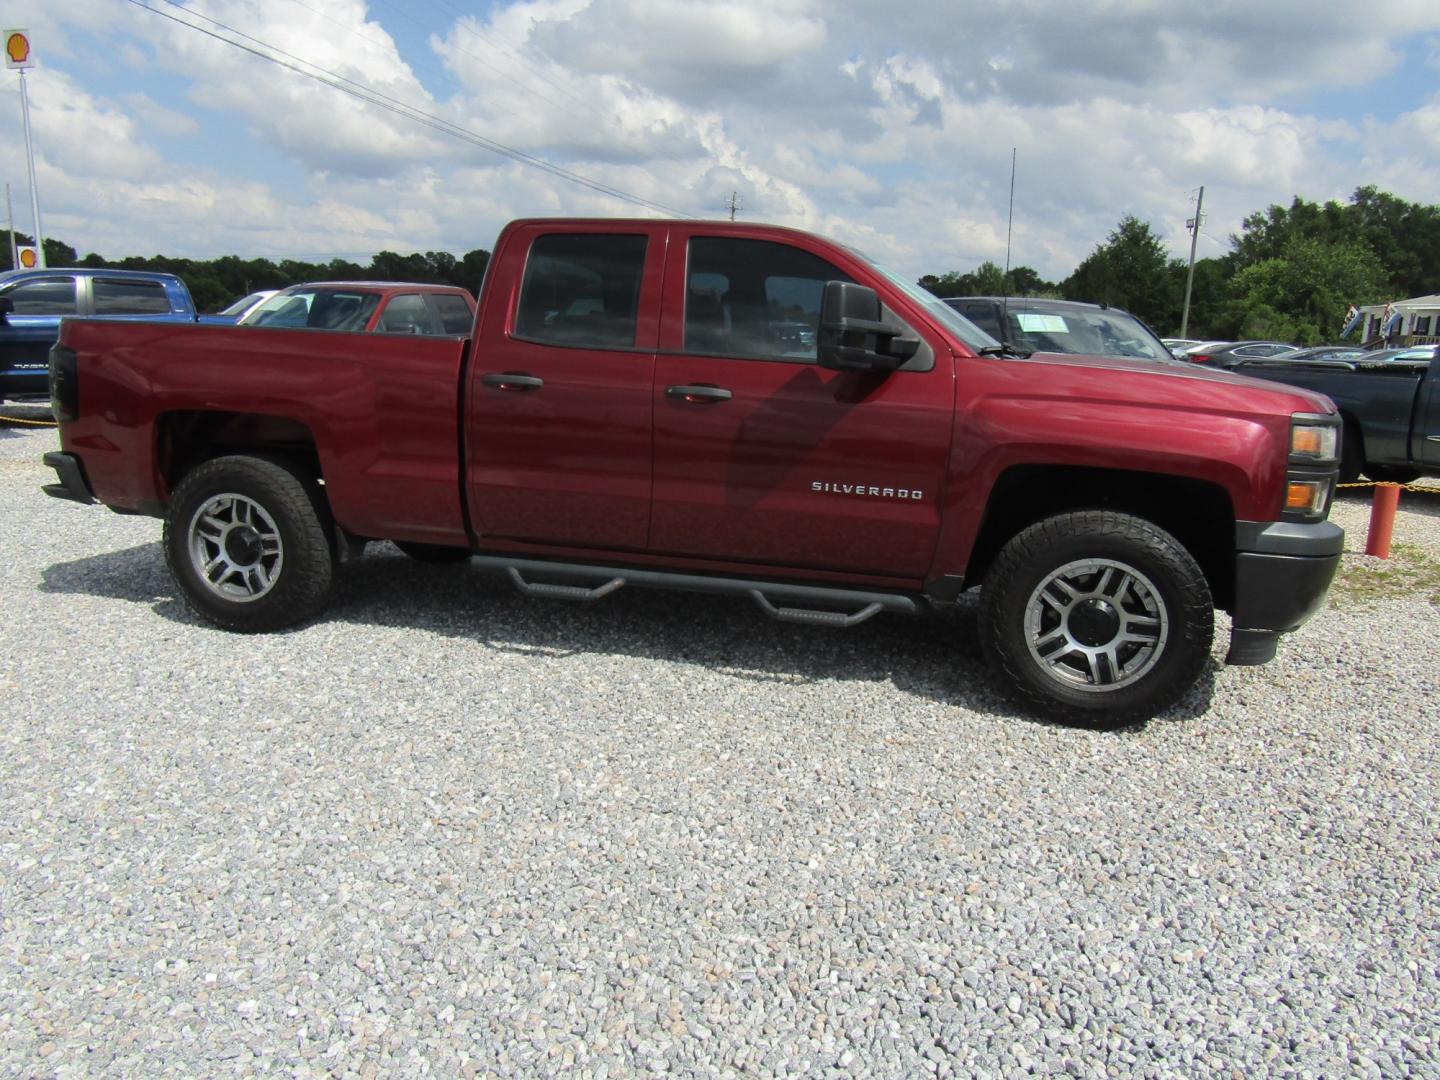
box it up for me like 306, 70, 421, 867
1001, 148, 1017, 345
726, 191, 741, 221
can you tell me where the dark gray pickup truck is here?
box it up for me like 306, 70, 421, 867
1236, 349, 1440, 484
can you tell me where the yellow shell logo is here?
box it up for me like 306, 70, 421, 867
19, 248, 37, 269
5, 33, 28, 65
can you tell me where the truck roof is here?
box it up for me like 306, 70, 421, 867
269, 281, 472, 294
0, 267, 187, 284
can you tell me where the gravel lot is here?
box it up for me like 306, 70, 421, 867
2, 409, 1437, 1078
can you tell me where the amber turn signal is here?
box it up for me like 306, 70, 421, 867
1286, 480, 1327, 513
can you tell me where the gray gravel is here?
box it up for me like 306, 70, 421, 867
2, 410, 1438, 1078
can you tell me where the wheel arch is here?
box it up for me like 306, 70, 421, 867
963, 465, 1237, 612
155, 410, 324, 499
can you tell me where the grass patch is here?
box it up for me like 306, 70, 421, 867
1330, 541, 1440, 607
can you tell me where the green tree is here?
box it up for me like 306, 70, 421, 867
1180, 256, 1241, 339
1227, 238, 1389, 343
917, 261, 1053, 297
1061, 215, 1181, 330
1231, 196, 1352, 266
456, 249, 490, 295
1231, 188, 1440, 300
1347, 185, 1440, 297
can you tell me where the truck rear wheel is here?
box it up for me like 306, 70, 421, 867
980, 511, 1214, 725
163, 456, 334, 632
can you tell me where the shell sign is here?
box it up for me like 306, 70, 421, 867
5, 30, 33, 70
17, 246, 38, 269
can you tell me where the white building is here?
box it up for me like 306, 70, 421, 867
1353, 294, 1440, 346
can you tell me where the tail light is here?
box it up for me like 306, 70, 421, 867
49, 344, 78, 421
1188, 353, 1211, 364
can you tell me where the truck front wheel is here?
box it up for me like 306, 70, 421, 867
980, 511, 1214, 725
163, 456, 334, 632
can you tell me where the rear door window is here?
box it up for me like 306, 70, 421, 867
92, 278, 173, 315
514, 234, 647, 349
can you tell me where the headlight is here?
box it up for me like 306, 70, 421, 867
1290, 419, 1338, 461
1282, 413, 1340, 521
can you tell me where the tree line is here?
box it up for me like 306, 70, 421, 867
0, 235, 493, 314
4, 185, 1437, 341
918, 186, 1440, 344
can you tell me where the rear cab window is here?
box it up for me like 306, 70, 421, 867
377, 293, 436, 335
243, 288, 382, 331
430, 293, 475, 335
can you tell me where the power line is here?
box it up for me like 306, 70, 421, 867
376, 0, 612, 126
125, 0, 695, 219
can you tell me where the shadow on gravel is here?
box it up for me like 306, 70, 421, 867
39, 541, 197, 621
39, 540, 1217, 731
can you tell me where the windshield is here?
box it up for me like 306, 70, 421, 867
218, 290, 274, 317
240, 287, 382, 331
952, 298, 1178, 363
848, 251, 1000, 352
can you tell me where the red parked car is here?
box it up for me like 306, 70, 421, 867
239, 281, 476, 336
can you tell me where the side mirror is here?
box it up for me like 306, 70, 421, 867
816, 281, 919, 373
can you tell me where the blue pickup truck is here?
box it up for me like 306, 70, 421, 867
0, 268, 198, 401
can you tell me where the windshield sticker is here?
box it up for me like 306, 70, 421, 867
1016, 313, 1069, 334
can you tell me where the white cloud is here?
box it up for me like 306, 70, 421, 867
122, 93, 200, 138
5, 0, 1440, 282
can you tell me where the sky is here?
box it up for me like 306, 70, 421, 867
2, 0, 1439, 283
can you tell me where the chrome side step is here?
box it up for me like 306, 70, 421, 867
473, 555, 921, 627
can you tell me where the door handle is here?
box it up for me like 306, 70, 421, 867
482, 372, 544, 391
666, 384, 732, 403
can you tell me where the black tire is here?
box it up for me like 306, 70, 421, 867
979, 511, 1214, 725
163, 456, 334, 632
1339, 423, 1362, 485
1362, 464, 1419, 485
394, 541, 472, 563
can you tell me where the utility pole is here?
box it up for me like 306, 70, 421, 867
725, 191, 740, 222
1180, 185, 1204, 338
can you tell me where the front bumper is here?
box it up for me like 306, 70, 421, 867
42, 451, 96, 505
1226, 519, 1344, 664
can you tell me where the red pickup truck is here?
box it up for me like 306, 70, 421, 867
43, 219, 1344, 723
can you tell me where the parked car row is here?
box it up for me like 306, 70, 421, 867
1175, 341, 1299, 367
1168, 339, 1433, 369
0, 269, 478, 402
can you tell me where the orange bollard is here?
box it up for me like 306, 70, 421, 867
1364, 483, 1401, 558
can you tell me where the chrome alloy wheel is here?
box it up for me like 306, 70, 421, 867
1024, 558, 1169, 692
186, 493, 284, 603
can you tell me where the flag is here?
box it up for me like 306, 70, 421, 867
1381, 302, 1402, 336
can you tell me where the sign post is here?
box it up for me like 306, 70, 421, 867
5, 29, 44, 269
